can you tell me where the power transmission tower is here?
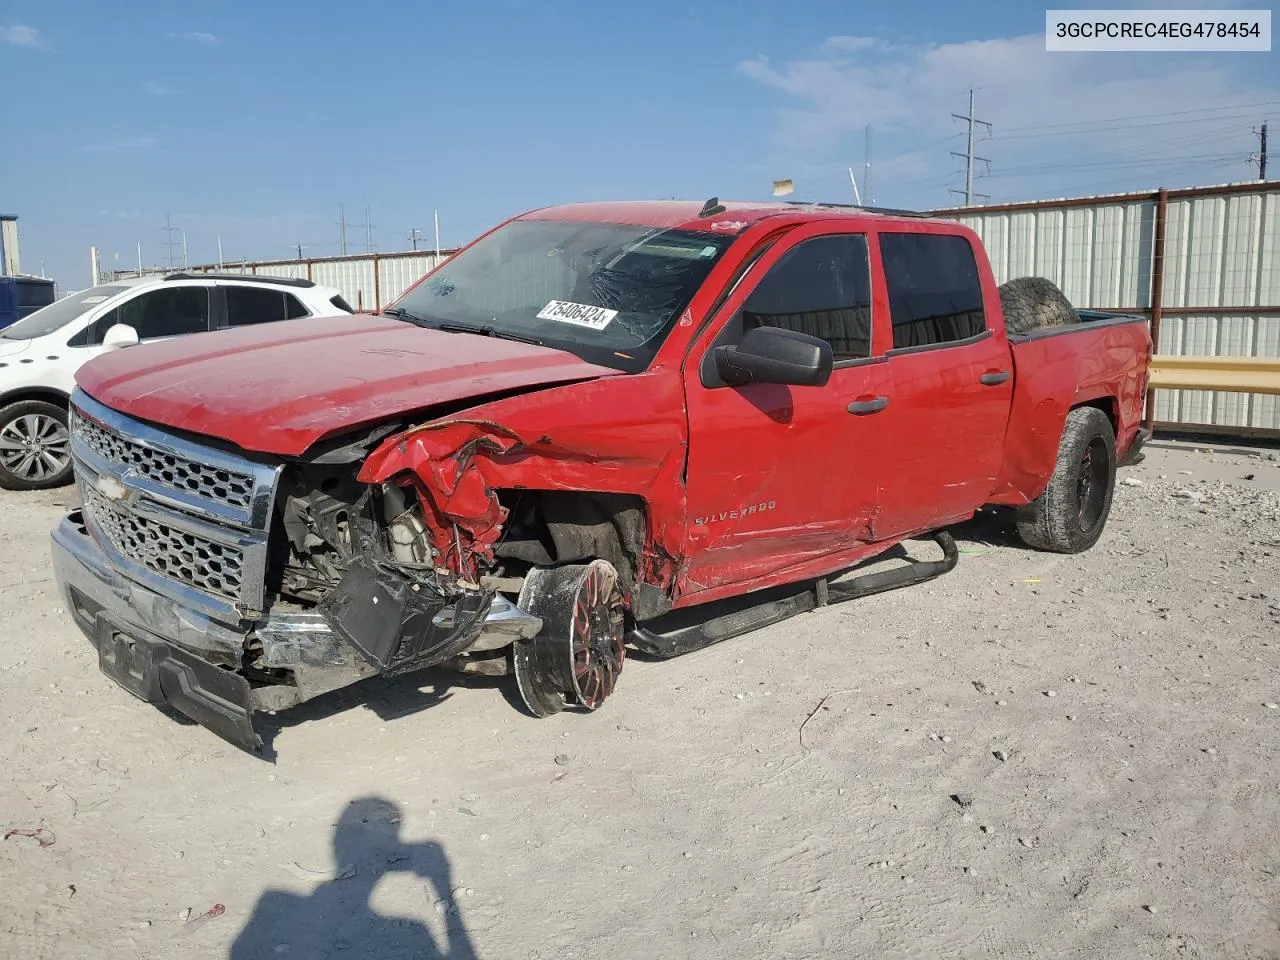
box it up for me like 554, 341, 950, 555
161, 213, 182, 270
362, 206, 377, 253
408, 228, 424, 251
1250, 122, 1269, 179
338, 204, 348, 256
950, 89, 992, 206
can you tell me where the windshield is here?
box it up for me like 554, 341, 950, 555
390, 219, 736, 371
1, 285, 129, 340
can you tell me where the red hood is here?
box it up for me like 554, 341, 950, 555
75, 314, 622, 456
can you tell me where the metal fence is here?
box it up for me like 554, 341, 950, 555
106, 249, 457, 314
185, 249, 456, 312
935, 180, 1280, 436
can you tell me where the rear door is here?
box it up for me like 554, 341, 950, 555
871, 229, 1013, 537
680, 223, 892, 596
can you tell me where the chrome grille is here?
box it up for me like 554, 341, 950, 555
81, 483, 245, 602
71, 408, 255, 509
68, 389, 281, 620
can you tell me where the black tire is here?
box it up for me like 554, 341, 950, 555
1016, 406, 1116, 554
999, 277, 1078, 336
0, 400, 74, 491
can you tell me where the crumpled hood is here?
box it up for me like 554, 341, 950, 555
74, 314, 623, 456
0, 336, 32, 359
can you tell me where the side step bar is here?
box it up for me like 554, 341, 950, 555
628, 531, 959, 659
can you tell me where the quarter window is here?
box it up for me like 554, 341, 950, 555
880, 233, 986, 349
225, 286, 311, 326
739, 234, 872, 361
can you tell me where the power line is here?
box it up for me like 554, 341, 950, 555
992, 99, 1280, 136
950, 88, 992, 206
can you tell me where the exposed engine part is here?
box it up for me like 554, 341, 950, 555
382, 482, 435, 566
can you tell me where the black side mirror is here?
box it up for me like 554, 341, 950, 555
713, 326, 833, 388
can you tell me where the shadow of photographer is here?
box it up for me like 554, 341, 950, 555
230, 796, 478, 959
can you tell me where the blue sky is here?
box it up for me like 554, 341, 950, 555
1, 0, 1276, 288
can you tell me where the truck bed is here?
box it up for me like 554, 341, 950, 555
988, 311, 1151, 506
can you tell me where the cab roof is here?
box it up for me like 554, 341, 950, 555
517, 199, 935, 234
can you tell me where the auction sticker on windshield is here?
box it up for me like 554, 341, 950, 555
536, 300, 618, 330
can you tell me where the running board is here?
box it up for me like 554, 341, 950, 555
628, 531, 959, 659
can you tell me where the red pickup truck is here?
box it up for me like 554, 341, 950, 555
51, 199, 1151, 751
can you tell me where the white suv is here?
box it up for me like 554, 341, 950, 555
0, 272, 354, 490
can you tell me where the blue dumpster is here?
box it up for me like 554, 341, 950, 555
0, 276, 56, 330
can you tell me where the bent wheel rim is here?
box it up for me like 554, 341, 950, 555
0, 414, 70, 482
568, 561, 626, 710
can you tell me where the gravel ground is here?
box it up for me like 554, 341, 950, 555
1, 440, 1278, 960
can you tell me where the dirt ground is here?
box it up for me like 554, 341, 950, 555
2, 440, 1278, 960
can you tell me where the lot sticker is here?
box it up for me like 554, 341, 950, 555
536, 300, 617, 330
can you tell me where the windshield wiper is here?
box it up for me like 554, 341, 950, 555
435, 322, 543, 346
381, 306, 435, 327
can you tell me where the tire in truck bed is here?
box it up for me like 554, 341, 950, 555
999, 276, 1079, 336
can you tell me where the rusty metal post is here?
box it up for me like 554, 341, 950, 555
1144, 188, 1169, 432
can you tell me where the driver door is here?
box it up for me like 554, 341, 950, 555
679, 225, 892, 600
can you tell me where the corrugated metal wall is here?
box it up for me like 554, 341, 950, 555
941, 182, 1280, 433
184, 251, 453, 313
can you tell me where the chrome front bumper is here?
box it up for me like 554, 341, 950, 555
52, 510, 542, 753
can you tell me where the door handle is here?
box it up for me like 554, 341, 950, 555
979, 371, 1010, 386
847, 396, 889, 415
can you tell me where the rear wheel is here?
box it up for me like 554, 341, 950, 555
512, 560, 627, 717
0, 400, 74, 491
1016, 406, 1116, 554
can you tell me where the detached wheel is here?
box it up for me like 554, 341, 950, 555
512, 560, 626, 717
0, 400, 74, 491
1016, 406, 1116, 554
999, 277, 1078, 336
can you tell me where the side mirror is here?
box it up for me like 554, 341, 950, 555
101, 323, 140, 350
713, 326, 833, 388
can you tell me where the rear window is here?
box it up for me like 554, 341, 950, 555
880, 233, 986, 350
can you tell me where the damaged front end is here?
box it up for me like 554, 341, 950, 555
52, 392, 544, 754
271, 457, 542, 683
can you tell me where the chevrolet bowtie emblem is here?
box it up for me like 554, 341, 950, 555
96, 475, 129, 502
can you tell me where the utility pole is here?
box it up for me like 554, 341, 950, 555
217, 234, 224, 269
295, 242, 305, 259
950, 89, 992, 206
1251, 122, 1269, 179
161, 213, 181, 269
338, 204, 348, 256
434, 210, 441, 259
408, 228, 424, 251
362, 206, 377, 254
182, 232, 188, 268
